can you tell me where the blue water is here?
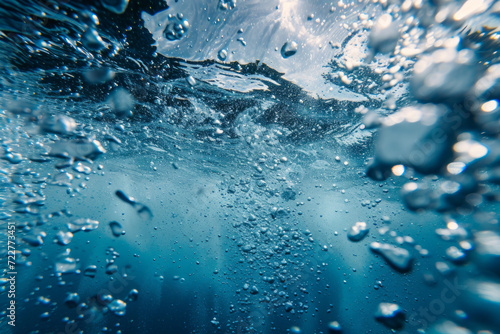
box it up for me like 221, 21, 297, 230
0, 1, 499, 334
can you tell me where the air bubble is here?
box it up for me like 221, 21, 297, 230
281, 41, 298, 58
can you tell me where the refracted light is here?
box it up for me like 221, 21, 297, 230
447, 220, 459, 230
454, 140, 488, 159
447, 161, 466, 175
474, 281, 500, 304
469, 143, 488, 158
453, 141, 468, 153
391, 164, 405, 176
377, 13, 393, 29
440, 180, 461, 194
481, 100, 498, 112
460, 240, 473, 251
453, 0, 489, 21
406, 110, 422, 123
403, 182, 418, 191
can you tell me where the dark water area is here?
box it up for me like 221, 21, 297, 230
0, 1, 499, 334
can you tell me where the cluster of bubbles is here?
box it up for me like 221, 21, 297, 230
162, 13, 190, 42
218, 0, 237, 11
0, 0, 498, 333
0, 0, 149, 331
360, 0, 500, 332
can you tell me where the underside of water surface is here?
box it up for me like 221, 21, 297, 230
0, 0, 499, 333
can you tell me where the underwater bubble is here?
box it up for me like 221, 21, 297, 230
391, 164, 405, 176
347, 222, 369, 242
108, 299, 127, 316
411, 49, 478, 103
186, 76, 196, 86
369, 104, 452, 177
55, 256, 79, 274
115, 190, 136, 205
136, 204, 153, 220
462, 279, 500, 329
56, 231, 73, 246
453, 0, 491, 22
22, 233, 44, 247
73, 162, 92, 175
82, 29, 107, 51
55, 160, 74, 170
218, 49, 228, 61
83, 68, 115, 84
67, 218, 99, 233
447, 162, 466, 175
327, 321, 342, 333
427, 321, 472, 334
83, 265, 97, 278
241, 244, 253, 252
49, 139, 106, 161
237, 37, 246, 46
218, 0, 236, 10
400, 182, 437, 211
446, 246, 467, 264
109, 221, 124, 237
100, 294, 114, 305
81, 10, 100, 26
481, 100, 498, 113
107, 88, 135, 118
281, 41, 298, 58
52, 171, 74, 187
106, 262, 118, 275
14, 194, 45, 206
115, 190, 152, 219
51, 172, 74, 187
127, 289, 139, 301
65, 293, 80, 308
163, 13, 189, 41
435, 261, 455, 276
368, 14, 399, 55
424, 273, 438, 286
101, 0, 129, 14
38, 296, 51, 305
5, 152, 23, 164
40, 115, 77, 135
436, 225, 468, 241
362, 111, 382, 129
105, 134, 122, 145
370, 242, 413, 272
453, 139, 489, 160
474, 230, 500, 276
374, 302, 405, 330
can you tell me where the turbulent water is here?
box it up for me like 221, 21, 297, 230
0, 0, 499, 333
